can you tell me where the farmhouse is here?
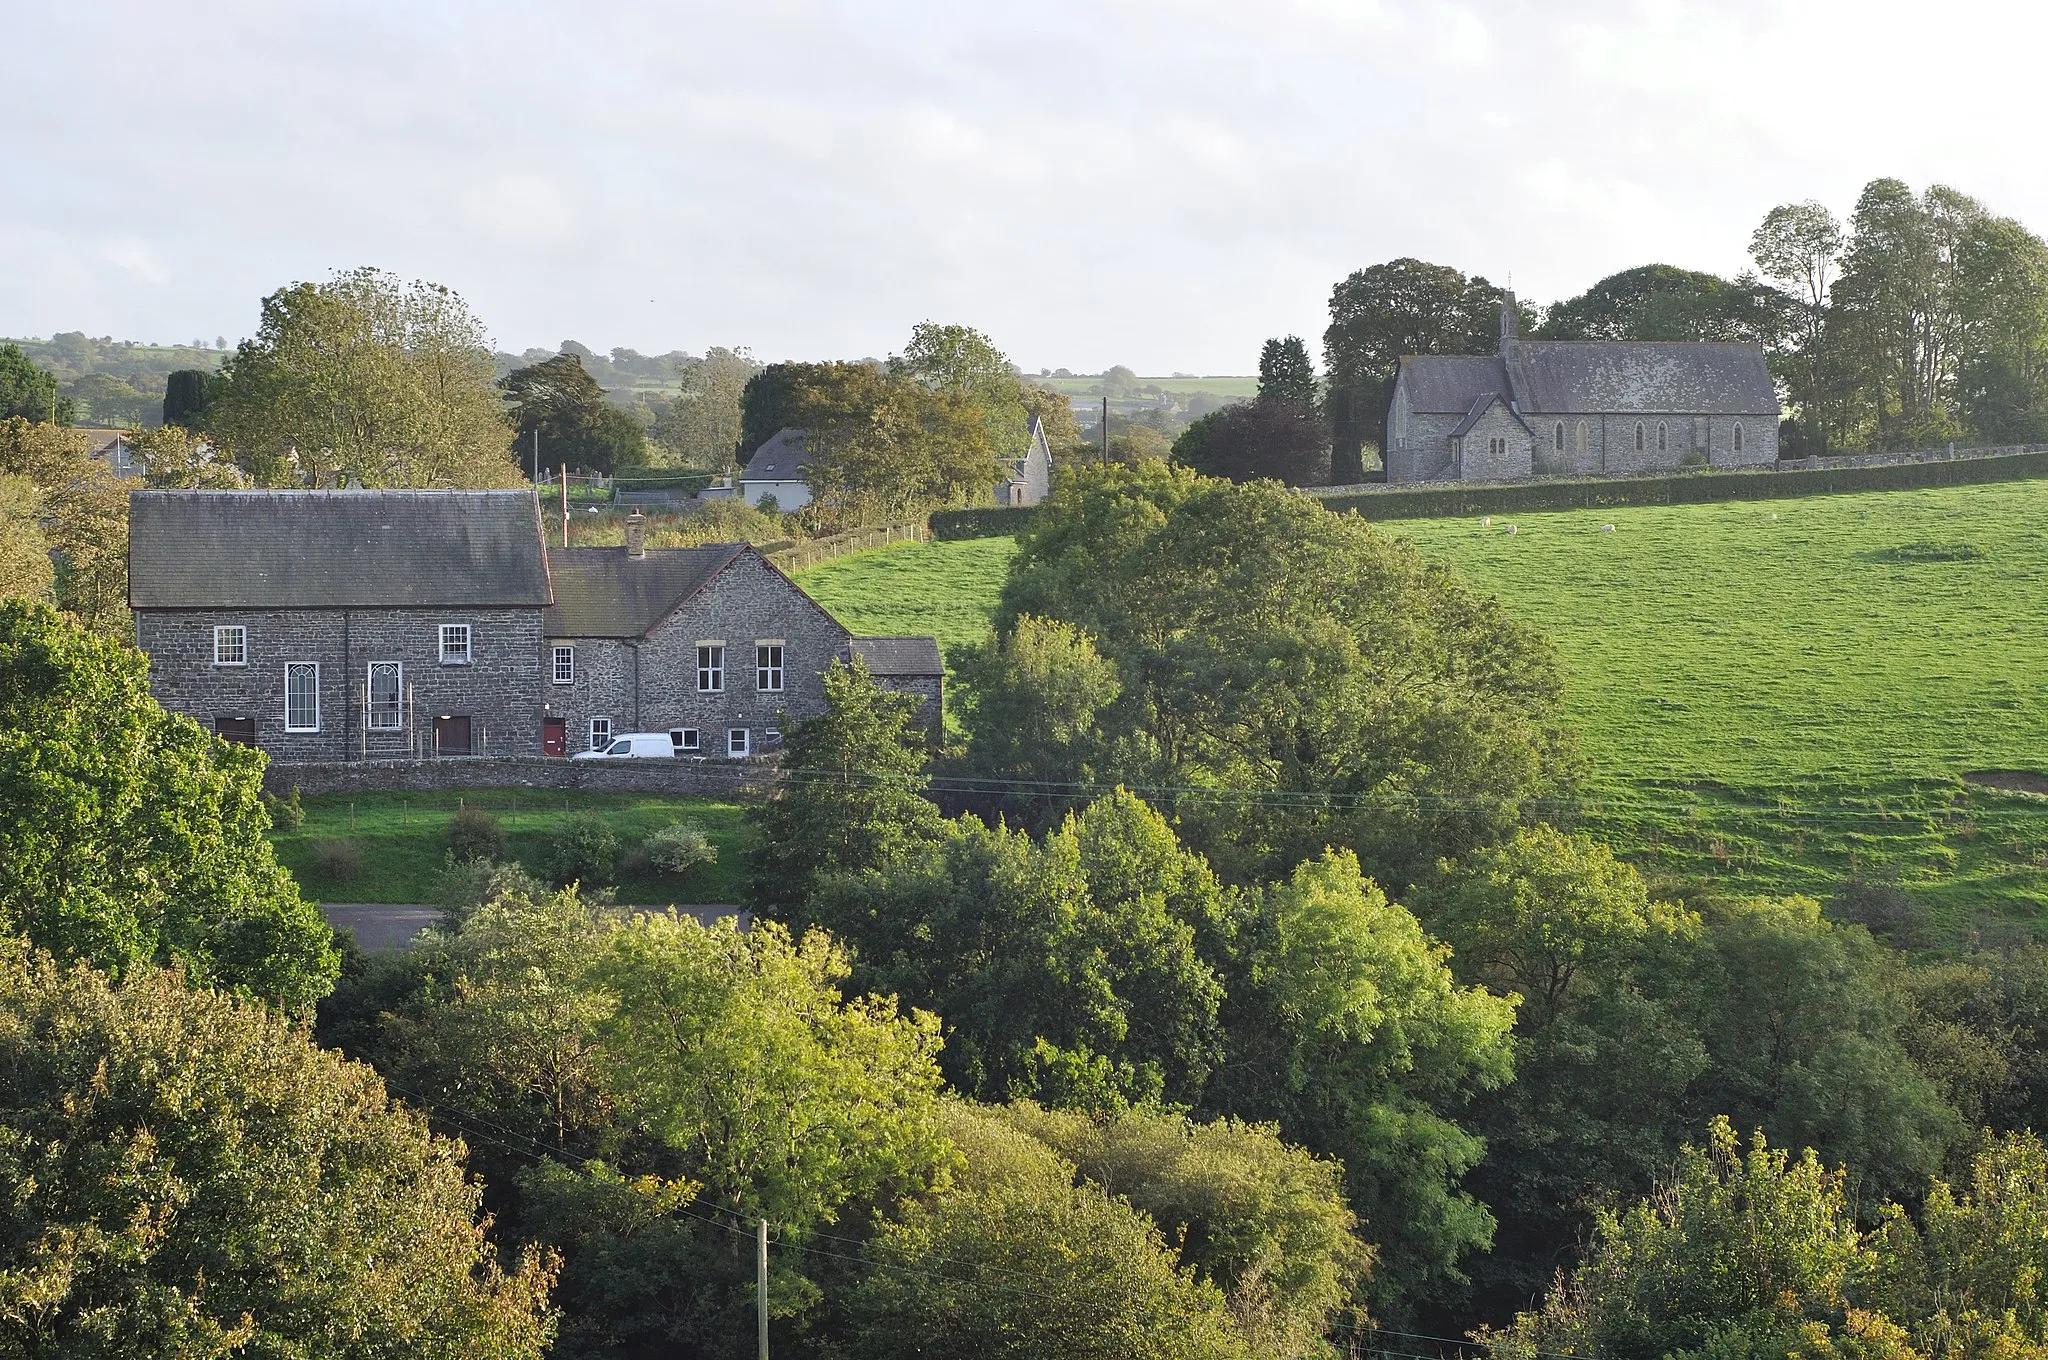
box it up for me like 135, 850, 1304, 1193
128, 489, 943, 764
739, 415, 1055, 510
1384, 295, 1780, 483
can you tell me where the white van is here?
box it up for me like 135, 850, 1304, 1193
570, 731, 676, 760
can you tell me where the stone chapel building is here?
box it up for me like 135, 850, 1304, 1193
128, 490, 942, 765
1383, 295, 1781, 483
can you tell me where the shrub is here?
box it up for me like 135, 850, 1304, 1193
311, 838, 363, 882
434, 853, 545, 923
263, 785, 305, 831
645, 821, 718, 876
931, 506, 1041, 539
543, 812, 619, 888
448, 804, 509, 862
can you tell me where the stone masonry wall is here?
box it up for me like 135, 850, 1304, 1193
1457, 404, 1534, 481
263, 755, 778, 798
547, 551, 851, 759
137, 606, 545, 763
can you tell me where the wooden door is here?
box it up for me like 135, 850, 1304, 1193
433, 715, 472, 756
214, 716, 257, 747
542, 717, 566, 757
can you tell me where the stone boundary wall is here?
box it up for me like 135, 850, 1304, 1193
265, 755, 778, 799
1781, 442, 2048, 471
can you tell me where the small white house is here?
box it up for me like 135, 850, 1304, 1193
737, 428, 814, 510
740, 416, 1054, 513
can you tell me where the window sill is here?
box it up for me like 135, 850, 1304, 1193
439, 660, 473, 667
212, 663, 249, 669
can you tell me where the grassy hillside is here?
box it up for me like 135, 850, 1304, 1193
787, 481, 2048, 925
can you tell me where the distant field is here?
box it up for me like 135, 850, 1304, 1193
1034, 375, 1259, 400
270, 790, 753, 906
788, 481, 2048, 924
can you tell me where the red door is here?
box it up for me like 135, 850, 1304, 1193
542, 717, 567, 757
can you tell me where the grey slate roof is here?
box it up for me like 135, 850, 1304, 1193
546, 544, 747, 638
1401, 343, 1778, 416
1449, 393, 1530, 440
129, 490, 551, 610
740, 428, 812, 483
848, 636, 943, 676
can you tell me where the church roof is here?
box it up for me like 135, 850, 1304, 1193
1449, 392, 1531, 440
1400, 342, 1778, 417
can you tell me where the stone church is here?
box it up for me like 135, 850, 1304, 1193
1384, 295, 1781, 483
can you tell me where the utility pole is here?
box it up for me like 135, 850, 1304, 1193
560, 463, 569, 548
532, 427, 540, 485
757, 1219, 769, 1360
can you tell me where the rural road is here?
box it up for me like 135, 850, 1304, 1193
322, 903, 749, 952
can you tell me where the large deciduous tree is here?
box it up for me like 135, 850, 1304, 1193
0, 937, 557, 1359
1170, 401, 1330, 486
1537, 264, 1788, 345
501, 352, 648, 475
0, 602, 338, 1009
1321, 260, 1509, 482
0, 343, 73, 424
976, 462, 1577, 887
651, 345, 759, 470
0, 419, 129, 636
208, 267, 520, 487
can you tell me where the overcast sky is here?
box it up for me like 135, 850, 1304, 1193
6, 0, 2044, 373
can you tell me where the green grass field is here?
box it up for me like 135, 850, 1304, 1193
784, 481, 2048, 926
795, 536, 1020, 654
270, 790, 755, 906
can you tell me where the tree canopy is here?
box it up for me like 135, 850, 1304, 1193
0, 936, 556, 1358
501, 351, 649, 475
1171, 400, 1330, 486
0, 602, 338, 1009
207, 267, 520, 487
0, 343, 73, 425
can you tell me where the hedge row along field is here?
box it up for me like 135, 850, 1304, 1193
809, 478, 2048, 930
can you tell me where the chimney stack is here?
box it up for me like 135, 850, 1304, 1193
624, 511, 646, 559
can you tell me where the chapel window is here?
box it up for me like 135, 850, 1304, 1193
1554, 422, 1564, 452
1635, 423, 1645, 452
1658, 422, 1668, 453
1734, 422, 1744, 453
1577, 421, 1588, 452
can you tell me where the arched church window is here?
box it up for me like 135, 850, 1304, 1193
1658, 422, 1668, 452
1734, 422, 1744, 453
1635, 423, 1645, 452
1577, 421, 1588, 452
1554, 422, 1564, 452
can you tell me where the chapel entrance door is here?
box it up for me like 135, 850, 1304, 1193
433, 715, 473, 756
542, 717, 567, 757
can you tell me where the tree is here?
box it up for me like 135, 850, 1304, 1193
0, 602, 339, 1010
0, 937, 557, 1359
1752, 201, 1846, 451
0, 474, 52, 604
651, 345, 759, 470
1322, 260, 1509, 481
208, 267, 520, 487
134, 423, 249, 489
992, 1101, 1370, 1358
1538, 264, 1788, 345
952, 614, 1120, 828
1170, 401, 1330, 486
501, 352, 648, 475
0, 343, 73, 424
786, 360, 1009, 521
1256, 335, 1319, 412
0, 419, 129, 636
1414, 827, 1710, 1311
1954, 214, 2048, 441
746, 659, 945, 916
738, 361, 815, 461
1487, 1119, 1867, 1360
987, 463, 1578, 887
162, 367, 221, 427
1206, 849, 1517, 1319
805, 792, 1227, 1110
845, 1101, 1255, 1360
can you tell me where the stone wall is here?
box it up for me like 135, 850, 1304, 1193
547, 550, 851, 760
263, 754, 777, 798
1456, 404, 1534, 481
137, 605, 546, 763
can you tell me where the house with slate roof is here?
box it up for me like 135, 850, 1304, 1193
739, 416, 1054, 512
1385, 295, 1780, 483
128, 490, 943, 764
